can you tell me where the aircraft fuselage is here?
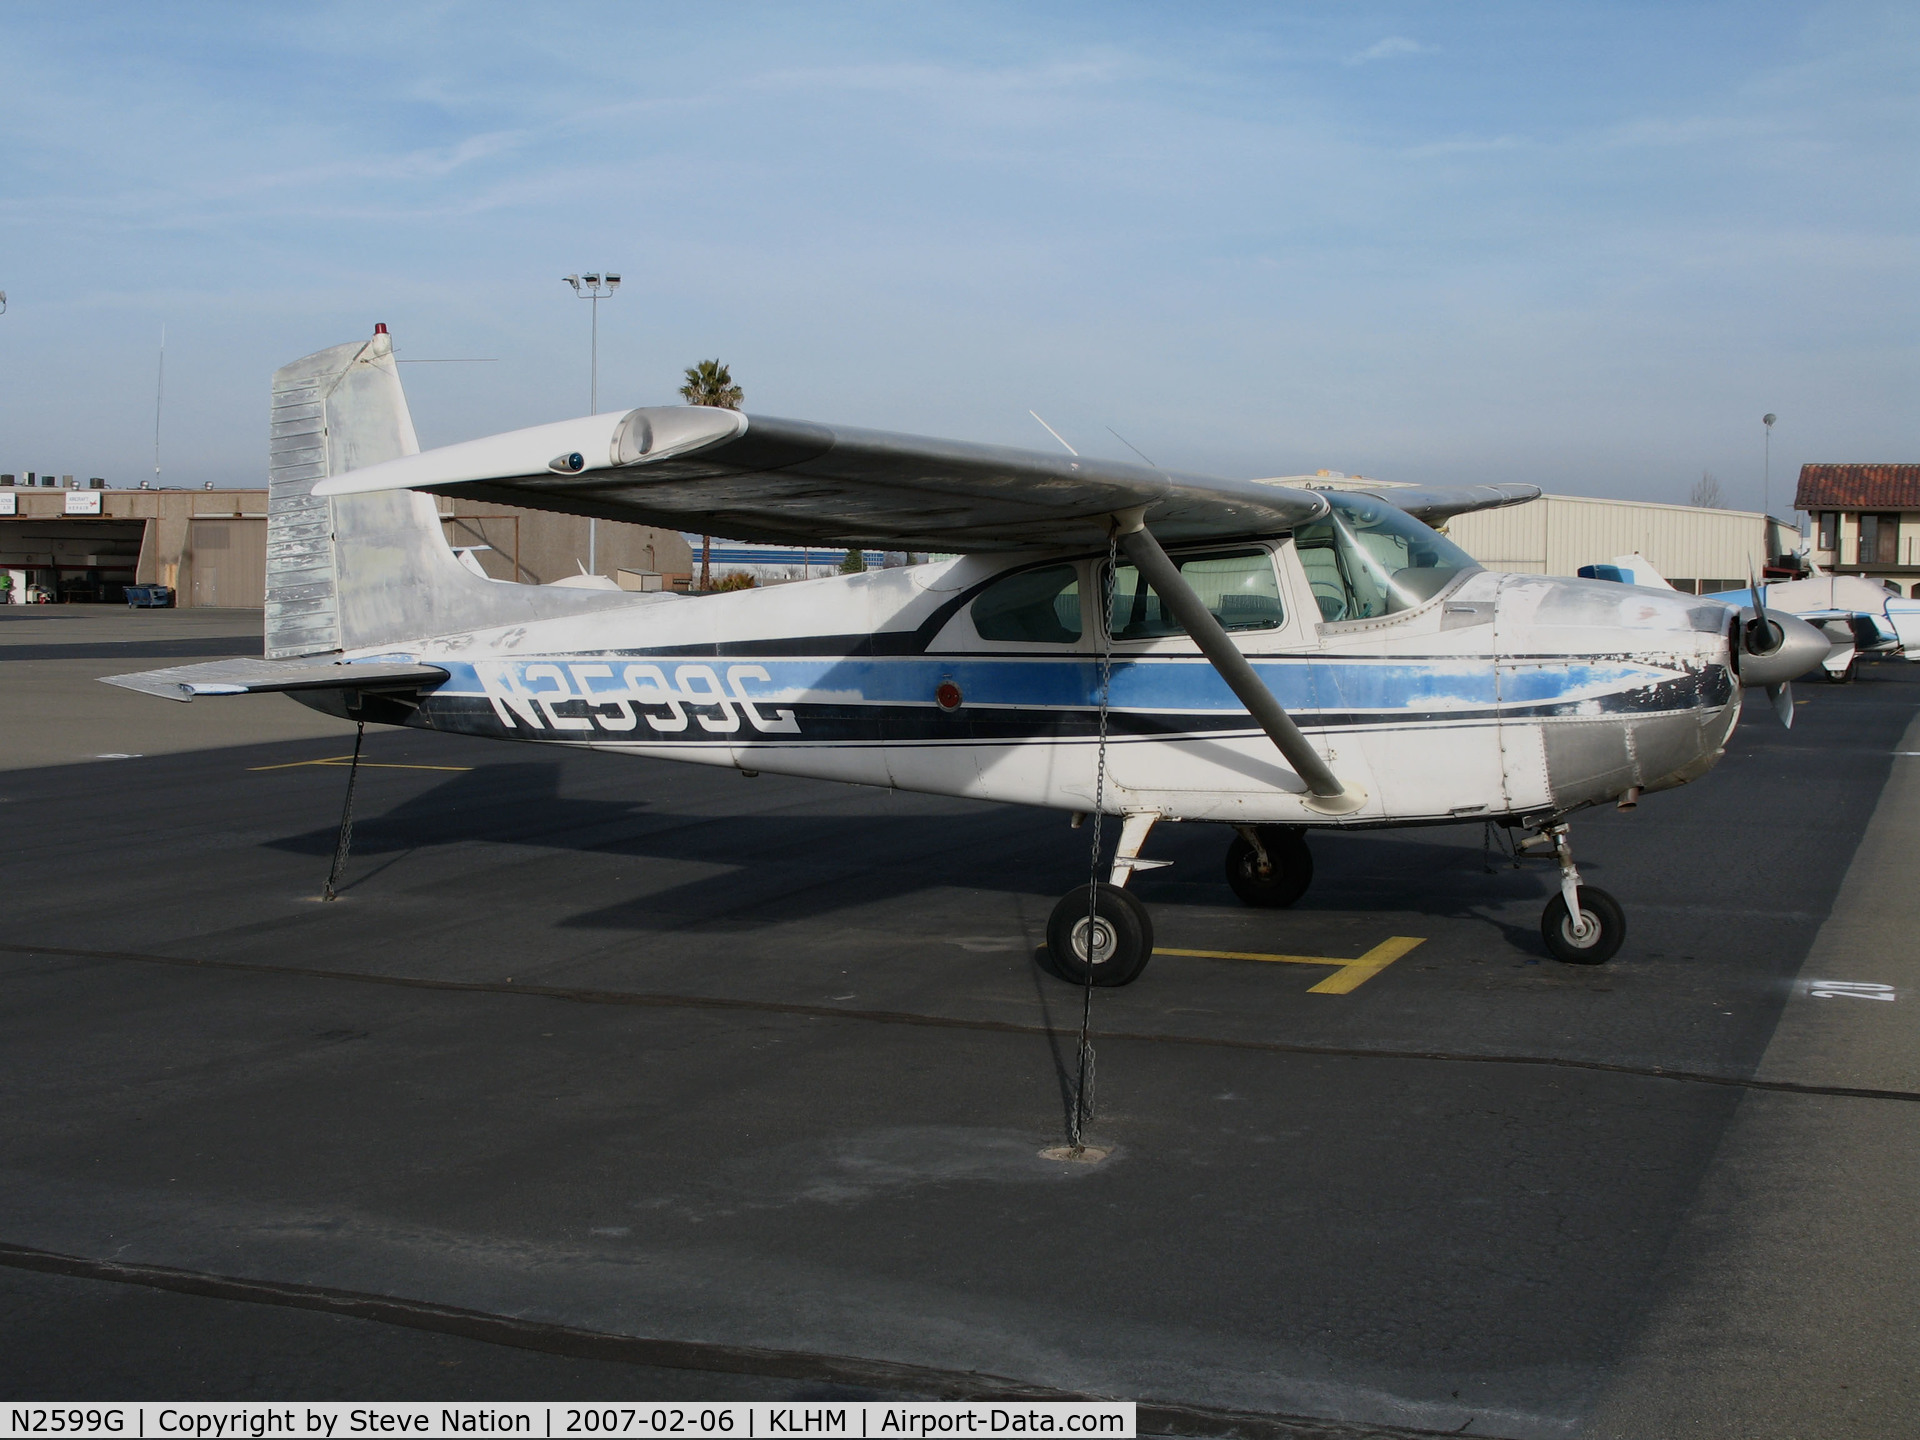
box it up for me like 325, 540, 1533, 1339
317, 543, 1741, 829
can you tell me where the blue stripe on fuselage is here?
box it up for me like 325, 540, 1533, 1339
402, 653, 1677, 715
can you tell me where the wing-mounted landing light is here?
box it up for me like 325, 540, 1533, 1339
1113, 515, 1363, 814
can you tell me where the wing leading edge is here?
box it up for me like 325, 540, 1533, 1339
314, 405, 1540, 551
315, 408, 1326, 551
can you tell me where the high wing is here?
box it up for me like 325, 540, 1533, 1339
102, 657, 449, 703
1339, 482, 1540, 527
313, 406, 1537, 551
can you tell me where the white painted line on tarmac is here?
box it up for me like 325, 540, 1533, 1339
1801, 979, 1897, 1001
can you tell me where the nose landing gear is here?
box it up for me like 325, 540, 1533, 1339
1533, 823, 1625, 965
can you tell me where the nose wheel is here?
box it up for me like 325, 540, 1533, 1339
1541, 885, 1625, 964
1534, 822, 1625, 964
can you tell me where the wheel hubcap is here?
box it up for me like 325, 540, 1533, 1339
1070, 915, 1116, 966
1563, 910, 1600, 946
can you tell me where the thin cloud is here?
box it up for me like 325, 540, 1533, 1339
1347, 36, 1432, 65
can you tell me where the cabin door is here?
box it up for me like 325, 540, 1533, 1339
1101, 544, 1319, 797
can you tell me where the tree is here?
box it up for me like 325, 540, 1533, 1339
1689, 470, 1725, 509
712, 571, 756, 592
680, 359, 743, 587
838, 548, 867, 574
680, 359, 743, 410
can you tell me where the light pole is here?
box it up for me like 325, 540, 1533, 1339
1762, 413, 1776, 515
563, 271, 621, 573
1762, 412, 1777, 568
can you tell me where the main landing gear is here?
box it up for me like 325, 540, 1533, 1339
1046, 816, 1318, 986
1044, 810, 1627, 983
1047, 883, 1154, 987
1225, 825, 1313, 908
1047, 813, 1162, 987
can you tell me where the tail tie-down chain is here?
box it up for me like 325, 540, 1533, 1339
322, 722, 366, 901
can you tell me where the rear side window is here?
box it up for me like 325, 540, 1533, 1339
971, 564, 1083, 643
1108, 549, 1284, 640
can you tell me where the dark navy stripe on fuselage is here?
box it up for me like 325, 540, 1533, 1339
402, 662, 1732, 747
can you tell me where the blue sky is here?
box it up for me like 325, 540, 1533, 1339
1, 2, 1913, 512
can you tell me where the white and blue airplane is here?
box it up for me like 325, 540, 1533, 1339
106, 329, 1827, 981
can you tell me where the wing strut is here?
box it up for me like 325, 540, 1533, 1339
1115, 518, 1364, 816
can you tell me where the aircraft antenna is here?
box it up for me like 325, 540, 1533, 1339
1105, 426, 1157, 468
1027, 410, 1078, 456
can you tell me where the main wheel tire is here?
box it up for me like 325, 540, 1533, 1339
1046, 883, 1155, 987
1541, 885, 1625, 965
1225, 827, 1313, 908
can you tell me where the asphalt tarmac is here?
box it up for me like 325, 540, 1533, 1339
3, 608, 1916, 1438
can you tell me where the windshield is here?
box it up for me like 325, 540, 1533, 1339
1293, 493, 1480, 622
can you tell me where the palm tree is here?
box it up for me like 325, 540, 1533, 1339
680, 360, 743, 586
680, 359, 743, 410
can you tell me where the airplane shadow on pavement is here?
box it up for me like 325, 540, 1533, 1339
263, 758, 1564, 937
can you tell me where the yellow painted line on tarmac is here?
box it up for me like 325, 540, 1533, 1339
248, 756, 473, 772
1157, 935, 1425, 993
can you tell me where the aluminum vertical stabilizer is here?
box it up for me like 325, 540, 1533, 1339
265, 328, 649, 660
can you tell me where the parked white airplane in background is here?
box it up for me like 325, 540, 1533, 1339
1582, 552, 1920, 683
106, 330, 1827, 979
1708, 573, 1920, 683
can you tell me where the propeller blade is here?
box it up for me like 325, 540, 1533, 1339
1744, 564, 1781, 655
1768, 681, 1794, 729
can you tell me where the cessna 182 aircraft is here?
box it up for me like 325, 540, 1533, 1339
106, 329, 1827, 982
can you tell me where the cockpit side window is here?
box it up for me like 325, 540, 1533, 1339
1293, 494, 1480, 621
970, 563, 1083, 643
1107, 549, 1284, 641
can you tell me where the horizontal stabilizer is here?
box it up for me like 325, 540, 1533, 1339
101, 657, 448, 703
